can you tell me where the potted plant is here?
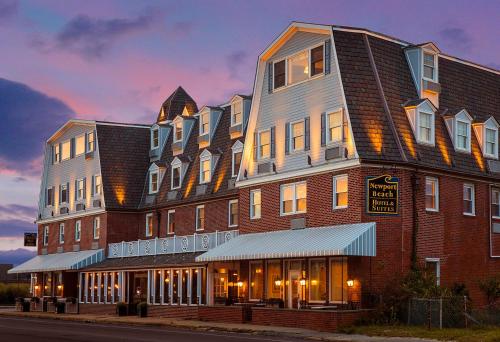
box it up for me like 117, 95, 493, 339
55, 301, 65, 314
136, 301, 147, 318
116, 302, 127, 316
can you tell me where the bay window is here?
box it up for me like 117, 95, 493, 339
280, 181, 307, 215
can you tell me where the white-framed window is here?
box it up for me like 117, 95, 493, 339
171, 165, 182, 189
456, 119, 471, 152
93, 217, 100, 239
54, 144, 61, 163
425, 177, 439, 212
258, 129, 271, 159
75, 135, 85, 156
492, 188, 500, 218
333, 175, 348, 209
463, 184, 475, 216
200, 157, 211, 184
46, 187, 54, 206
43, 226, 49, 246
228, 200, 238, 227
418, 110, 434, 145
151, 127, 159, 149
232, 149, 242, 178
60, 183, 68, 203
327, 110, 343, 144
196, 205, 205, 231
59, 223, 64, 244
423, 52, 437, 81
61, 140, 71, 161
174, 121, 183, 142
149, 171, 159, 194
250, 189, 261, 220
290, 120, 305, 152
231, 100, 243, 126
425, 258, 440, 286
75, 220, 81, 242
94, 175, 102, 195
86, 131, 95, 152
280, 181, 307, 215
200, 111, 209, 136
76, 178, 85, 200
287, 50, 309, 85
145, 213, 153, 237
485, 127, 498, 158
167, 209, 175, 234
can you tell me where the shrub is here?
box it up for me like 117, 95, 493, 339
137, 301, 147, 318
0, 283, 29, 304
116, 302, 127, 316
479, 275, 500, 305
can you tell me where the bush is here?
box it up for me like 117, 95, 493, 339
0, 283, 29, 304
55, 301, 65, 314
116, 302, 127, 316
136, 301, 147, 318
479, 275, 500, 305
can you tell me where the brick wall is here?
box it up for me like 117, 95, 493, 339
79, 303, 116, 315
198, 306, 246, 323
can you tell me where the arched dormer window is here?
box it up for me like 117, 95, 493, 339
148, 162, 165, 194
199, 149, 212, 184
231, 140, 244, 178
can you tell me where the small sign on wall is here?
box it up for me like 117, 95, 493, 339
366, 175, 399, 215
24, 233, 37, 247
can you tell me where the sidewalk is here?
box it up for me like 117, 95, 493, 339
0, 310, 438, 342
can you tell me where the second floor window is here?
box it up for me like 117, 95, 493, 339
43, 226, 49, 246
174, 121, 183, 142
76, 179, 85, 200
463, 184, 475, 215
425, 177, 439, 211
93, 217, 100, 239
146, 213, 153, 237
94, 175, 102, 195
60, 184, 68, 204
61, 140, 71, 161
172, 165, 181, 189
333, 175, 348, 209
54, 144, 61, 163
228, 200, 238, 227
196, 205, 205, 231
200, 158, 211, 184
328, 110, 343, 143
59, 223, 64, 244
281, 182, 307, 215
151, 128, 159, 149
86, 131, 95, 152
291, 121, 305, 151
75, 135, 85, 156
492, 189, 500, 218
167, 210, 175, 234
231, 100, 242, 126
200, 112, 209, 135
250, 189, 261, 219
75, 220, 81, 242
149, 171, 159, 194
258, 130, 271, 159
46, 187, 54, 206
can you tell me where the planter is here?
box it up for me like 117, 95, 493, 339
137, 302, 147, 318
30, 301, 43, 312
116, 302, 127, 316
56, 301, 65, 314
65, 303, 78, 314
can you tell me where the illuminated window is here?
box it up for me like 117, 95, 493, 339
174, 121, 183, 142
310, 45, 324, 76
266, 261, 281, 299
250, 189, 261, 220
333, 175, 348, 209
231, 100, 243, 126
94, 175, 102, 195
463, 184, 475, 215
425, 177, 439, 211
75, 220, 81, 242
309, 259, 327, 302
151, 128, 159, 149
149, 171, 159, 194
145, 213, 153, 237
54, 144, 61, 163
228, 200, 238, 227
86, 131, 95, 152
59, 223, 64, 244
200, 111, 209, 135
280, 181, 306, 215
196, 205, 205, 231
61, 140, 71, 160
172, 165, 181, 189
330, 257, 348, 302
290, 120, 305, 151
423, 52, 436, 81
93, 217, 100, 239
328, 110, 343, 143
43, 226, 49, 246
249, 262, 263, 300
287, 50, 309, 85
167, 210, 175, 234
75, 135, 85, 156
231, 141, 243, 178
200, 157, 211, 184
258, 130, 271, 159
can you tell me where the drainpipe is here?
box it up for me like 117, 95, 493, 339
411, 171, 419, 270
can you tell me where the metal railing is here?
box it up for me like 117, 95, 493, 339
108, 230, 239, 258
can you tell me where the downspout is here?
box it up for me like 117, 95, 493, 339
411, 170, 419, 269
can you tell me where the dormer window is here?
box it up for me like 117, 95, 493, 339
486, 128, 497, 156
172, 165, 181, 189
473, 117, 499, 159
231, 140, 244, 178
456, 119, 471, 152
418, 111, 433, 144
404, 99, 436, 146
200, 156, 211, 184
174, 121, 183, 142
200, 111, 209, 136
423, 52, 437, 81
231, 100, 243, 126
149, 171, 159, 194
445, 109, 472, 153
151, 127, 159, 149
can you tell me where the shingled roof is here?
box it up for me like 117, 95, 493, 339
156, 86, 198, 122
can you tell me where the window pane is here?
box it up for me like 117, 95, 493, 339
273, 60, 286, 89
287, 50, 309, 85
233, 152, 242, 177
75, 135, 85, 155
330, 258, 348, 302
311, 45, 324, 76
328, 111, 343, 142
310, 259, 327, 302
335, 176, 348, 207
492, 190, 500, 217
266, 261, 281, 299
259, 131, 271, 159
251, 190, 261, 219
250, 263, 263, 300
61, 141, 71, 160
425, 178, 437, 210
292, 121, 304, 150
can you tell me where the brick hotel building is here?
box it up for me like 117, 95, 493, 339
10, 22, 499, 329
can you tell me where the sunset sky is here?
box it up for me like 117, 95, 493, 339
0, 0, 499, 256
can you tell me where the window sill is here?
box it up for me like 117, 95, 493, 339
250, 217, 261, 220
272, 73, 325, 94
195, 229, 204, 232
492, 216, 500, 220
280, 211, 306, 217
333, 205, 348, 210
228, 224, 239, 228
463, 213, 475, 217
425, 208, 439, 213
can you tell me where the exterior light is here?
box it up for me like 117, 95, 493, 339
165, 278, 170, 283
237, 281, 243, 288
114, 284, 119, 289
347, 279, 354, 287
299, 277, 306, 286
57, 285, 62, 290
251, 282, 255, 287
255, 268, 262, 274
220, 277, 225, 282
311, 279, 318, 286
34, 285, 39, 290
274, 279, 282, 287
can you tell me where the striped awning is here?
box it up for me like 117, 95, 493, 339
8, 249, 105, 274
195, 222, 376, 262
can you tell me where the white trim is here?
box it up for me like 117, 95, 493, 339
250, 189, 262, 220
231, 148, 243, 178
199, 109, 210, 136
171, 164, 182, 190
93, 174, 102, 196
228, 199, 239, 227
326, 108, 344, 145
422, 50, 438, 83
425, 177, 439, 212
173, 119, 183, 143
195, 205, 205, 231
145, 213, 153, 237
257, 128, 272, 160
230, 98, 243, 127
59, 223, 65, 244
463, 183, 475, 216
167, 209, 175, 235
37, 208, 105, 224
93, 216, 100, 240
417, 109, 435, 146
289, 119, 305, 153
199, 153, 212, 184
76, 178, 85, 200
280, 181, 307, 216
333, 174, 348, 209
150, 127, 159, 150
149, 170, 159, 194
75, 220, 81, 242
425, 258, 441, 286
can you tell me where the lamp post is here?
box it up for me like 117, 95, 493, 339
299, 277, 306, 309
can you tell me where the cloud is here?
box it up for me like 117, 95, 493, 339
55, 10, 162, 60
0, 78, 73, 175
0, 204, 37, 223
0, 220, 36, 238
0, 0, 18, 22
439, 27, 473, 53
226, 50, 249, 79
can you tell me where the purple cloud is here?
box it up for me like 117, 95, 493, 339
438, 27, 473, 53
0, 0, 18, 22
226, 50, 249, 79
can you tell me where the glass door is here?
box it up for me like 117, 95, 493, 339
288, 270, 300, 309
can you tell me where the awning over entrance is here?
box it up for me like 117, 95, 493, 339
8, 249, 105, 274
196, 222, 376, 262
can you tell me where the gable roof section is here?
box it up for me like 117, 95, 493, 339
157, 86, 198, 122
97, 123, 151, 210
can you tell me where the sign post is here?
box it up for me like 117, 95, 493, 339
366, 175, 399, 215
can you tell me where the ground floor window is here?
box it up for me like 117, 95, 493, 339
266, 261, 282, 300
43, 272, 52, 297
309, 259, 327, 302
330, 257, 348, 303
80, 271, 124, 304
249, 262, 263, 301
214, 268, 228, 303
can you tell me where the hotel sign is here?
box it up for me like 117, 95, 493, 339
366, 175, 399, 215
24, 233, 37, 247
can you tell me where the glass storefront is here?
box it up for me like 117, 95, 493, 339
249, 262, 263, 301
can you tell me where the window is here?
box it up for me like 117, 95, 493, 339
75, 135, 85, 156
456, 120, 470, 151
171, 165, 181, 189
145, 213, 153, 237
425, 258, 440, 286
60, 184, 68, 203
250, 189, 261, 219
232, 149, 242, 178
330, 258, 348, 302
311, 45, 324, 76
231, 100, 242, 126
167, 210, 175, 234
200, 111, 209, 135
200, 157, 211, 184
75, 220, 81, 242
309, 259, 327, 302
492, 189, 500, 218
258, 130, 271, 159
333, 175, 348, 209
418, 111, 434, 144
287, 50, 309, 85
280, 181, 307, 215
423, 52, 436, 81
94, 175, 102, 195
425, 177, 439, 211
228, 200, 238, 227
46, 187, 53, 206
273, 60, 286, 89
196, 205, 205, 231
485, 128, 497, 157
249, 262, 263, 300
76, 179, 85, 200
151, 128, 159, 149
54, 144, 61, 163
463, 184, 475, 215
93, 217, 100, 239
43, 226, 49, 246
149, 171, 159, 194
266, 261, 281, 299
61, 140, 71, 160
290, 120, 305, 151
59, 223, 64, 244
328, 110, 343, 143
174, 121, 182, 142
86, 131, 95, 152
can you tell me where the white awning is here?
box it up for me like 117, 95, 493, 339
196, 222, 376, 262
8, 249, 105, 274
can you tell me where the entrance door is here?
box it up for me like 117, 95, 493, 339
288, 270, 301, 309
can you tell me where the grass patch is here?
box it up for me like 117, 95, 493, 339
339, 324, 500, 342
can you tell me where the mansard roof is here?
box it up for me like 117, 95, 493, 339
157, 86, 198, 123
